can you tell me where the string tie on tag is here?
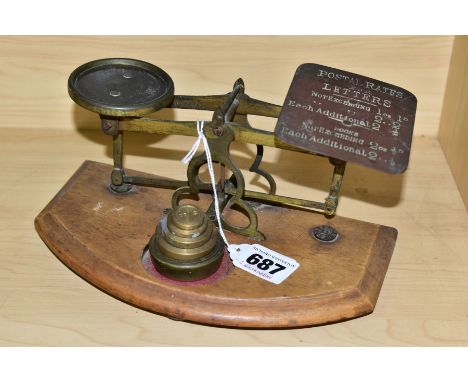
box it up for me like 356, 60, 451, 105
181, 120, 230, 246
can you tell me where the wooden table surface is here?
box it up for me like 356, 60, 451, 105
1, 126, 467, 346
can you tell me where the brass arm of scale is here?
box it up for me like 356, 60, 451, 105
169, 92, 281, 119
223, 185, 326, 212
122, 175, 187, 189
120, 119, 317, 156
120, 173, 327, 213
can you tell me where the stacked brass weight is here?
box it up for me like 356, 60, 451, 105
149, 204, 225, 281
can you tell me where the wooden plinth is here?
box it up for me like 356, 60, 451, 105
35, 161, 397, 328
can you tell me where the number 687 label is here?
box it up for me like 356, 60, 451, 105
228, 244, 300, 284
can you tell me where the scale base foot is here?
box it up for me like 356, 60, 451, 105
109, 182, 134, 193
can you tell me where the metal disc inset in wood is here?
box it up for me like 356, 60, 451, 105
35, 161, 397, 328
68, 58, 174, 117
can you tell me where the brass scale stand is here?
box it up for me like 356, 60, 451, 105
35, 59, 417, 327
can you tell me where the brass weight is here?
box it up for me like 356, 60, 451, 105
149, 204, 225, 281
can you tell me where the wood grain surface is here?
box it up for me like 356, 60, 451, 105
1, 127, 467, 345
439, 36, 468, 210
0, 36, 453, 135
35, 161, 397, 328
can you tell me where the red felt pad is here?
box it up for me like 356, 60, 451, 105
141, 248, 234, 286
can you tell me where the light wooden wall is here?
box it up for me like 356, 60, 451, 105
0, 36, 453, 135
439, 36, 468, 210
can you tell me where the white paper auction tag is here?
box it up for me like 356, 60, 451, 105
228, 244, 300, 284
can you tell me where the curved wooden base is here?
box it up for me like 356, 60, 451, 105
35, 161, 397, 328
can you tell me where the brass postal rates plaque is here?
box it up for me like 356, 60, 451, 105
275, 63, 417, 173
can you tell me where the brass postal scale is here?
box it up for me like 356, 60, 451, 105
35, 59, 417, 328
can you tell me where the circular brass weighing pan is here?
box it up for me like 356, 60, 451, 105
68, 58, 174, 117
